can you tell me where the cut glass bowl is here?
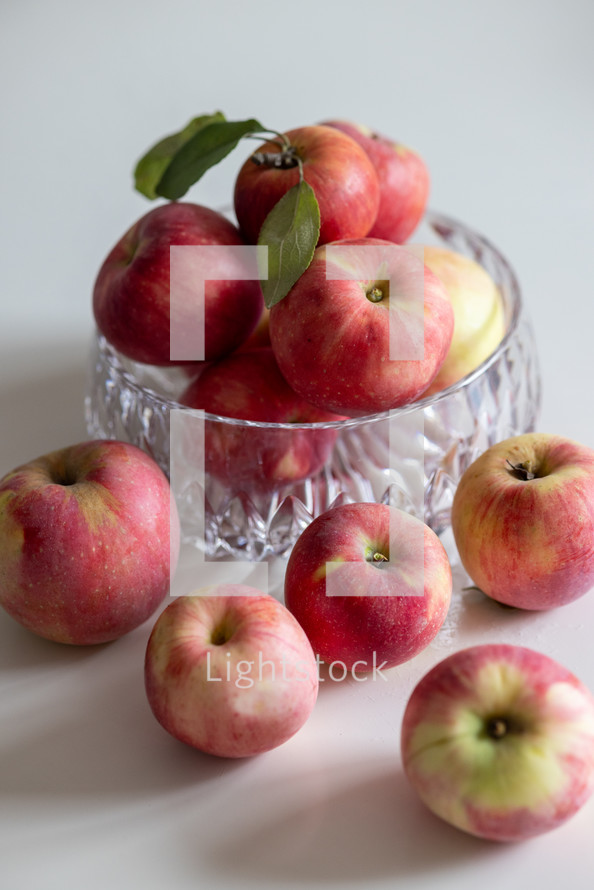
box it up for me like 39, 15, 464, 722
85, 210, 541, 561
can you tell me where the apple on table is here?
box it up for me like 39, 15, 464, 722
0, 439, 179, 645
451, 432, 594, 610
284, 502, 452, 672
320, 118, 430, 244
144, 585, 319, 758
401, 643, 594, 841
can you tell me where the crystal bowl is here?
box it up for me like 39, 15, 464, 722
85, 210, 541, 561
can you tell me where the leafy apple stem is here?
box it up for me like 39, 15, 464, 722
251, 144, 300, 170
134, 112, 321, 307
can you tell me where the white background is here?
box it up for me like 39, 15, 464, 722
1, 1, 594, 888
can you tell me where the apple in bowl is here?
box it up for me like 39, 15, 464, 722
0, 440, 179, 645
93, 201, 264, 366
233, 125, 380, 246
451, 433, 594, 609
269, 238, 454, 416
144, 586, 319, 758
320, 118, 430, 244
420, 245, 506, 396
401, 643, 594, 841
284, 502, 452, 671
179, 347, 346, 491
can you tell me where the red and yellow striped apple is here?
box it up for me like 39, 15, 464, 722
93, 201, 264, 366
144, 586, 319, 758
401, 644, 594, 841
451, 433, 594, 610
233, 125, 380, 245
320, 118, 430, 244
268, 238, 454, 416
179, 347, 345, 491
0, 440, 179, 644
284, 502, 452, 671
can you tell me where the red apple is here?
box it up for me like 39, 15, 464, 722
0, 440, 179, 645
283, 502, 452, 671
179, 347, 345, 491
233, 125, 380, 245
401, 644, 594, 841
451, 433, 594, 610
420, 245, 506, 396
93, 202, 264, 365
237, 305, 271, 351
268, 238, 454, 416
320, 119, 429, 243
144, 586, 319, 758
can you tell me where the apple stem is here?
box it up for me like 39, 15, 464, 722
369, 551, 389, 564
366, 286, 384, 303
250, 144, 299, 170
487, 717, 508, 739
506, 460, 536, 481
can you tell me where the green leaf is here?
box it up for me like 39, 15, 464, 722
258, 181, 321, 309
155, 118, 268, 200
134, 112, 226, 199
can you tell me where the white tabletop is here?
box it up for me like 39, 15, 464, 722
2, 2, 594, 888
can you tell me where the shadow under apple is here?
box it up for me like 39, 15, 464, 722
200, 757, 505, 884
0, 611, 247, 798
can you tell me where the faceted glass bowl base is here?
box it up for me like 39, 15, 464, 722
85, 210, 541, 561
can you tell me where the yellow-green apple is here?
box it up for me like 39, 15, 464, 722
144, 586, 319, 758
320, 119, 429, 243
268, 238, 454, 416
283, 502, 452, 671
179, 347, 346, 491
451, 433, 594, 610
233, 125, 380, 245
93, 202, 264, 365
420, 245, 506, 396
401, 643, 594, 841
0, 440, 179, 645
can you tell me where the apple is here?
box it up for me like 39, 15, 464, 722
451, 433, 594, 610
233, 125, 380, 245
93, 201, 264, 366
144, 585, 319, 758
419, 245, 506, 396
401, 643, 594, 841
179, 347, 346, 491
268, 238, 454, 416
283, 502, 452, 671
320, 119, 430, 243
0, 439, 179, 645
237, 305, 271, 351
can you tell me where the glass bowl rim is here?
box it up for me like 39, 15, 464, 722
93, 208, 523, 432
